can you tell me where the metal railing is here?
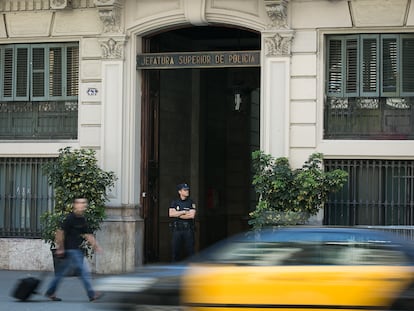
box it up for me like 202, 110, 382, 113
324, 97, 414, 139
0, 101, 78, 139
0, 157, 55, 238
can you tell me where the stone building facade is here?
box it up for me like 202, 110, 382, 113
0, 0, 413, 273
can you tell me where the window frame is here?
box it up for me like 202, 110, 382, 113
0, 43, 79, 102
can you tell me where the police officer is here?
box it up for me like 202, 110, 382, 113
169, 183, 196, 262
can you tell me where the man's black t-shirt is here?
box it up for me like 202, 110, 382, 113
170, 198, 195, 224
61, 212, 91, 250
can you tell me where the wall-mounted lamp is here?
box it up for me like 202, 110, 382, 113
234, 92, 242, 111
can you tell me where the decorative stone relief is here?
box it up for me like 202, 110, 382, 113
263, 0, 294, 57
94, 0, 122, 34
264, 32, 294, 56
264, 0, 289, 30
50, 0, 72, 9
100, 37, 125, 59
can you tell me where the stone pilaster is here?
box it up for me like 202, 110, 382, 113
261, 0, 294, 157
94, 0, 142, 273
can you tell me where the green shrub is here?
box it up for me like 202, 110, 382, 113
41, 147, 117, 256
249, 151, 348, 229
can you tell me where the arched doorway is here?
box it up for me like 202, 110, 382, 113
140, 26, 261, 262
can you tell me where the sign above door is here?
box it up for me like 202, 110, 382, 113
136, 50, 260, 69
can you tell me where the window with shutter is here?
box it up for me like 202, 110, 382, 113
325, 34, 414, 140
15, 46, 29, 100
381, 36, 398, 96
345, 37, 358, 96
32, 47, 46, 99
401, 35, 414, 95
361, 35, 379, 96
327, 38, 343, 97
0, 43, 79, 139
49, 47, 63, 98
2, 47, 13, 99
66, 46, 79, 98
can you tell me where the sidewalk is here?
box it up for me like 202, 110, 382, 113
0, 269, 105, 310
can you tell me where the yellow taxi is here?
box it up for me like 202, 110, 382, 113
94, 227, 414, 311
182, 227, 414, 311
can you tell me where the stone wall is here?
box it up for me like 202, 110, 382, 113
0, 238, 53, 271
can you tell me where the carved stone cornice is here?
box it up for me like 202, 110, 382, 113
0, 0, 95, 11
99, 36, 127, 60
264, 31, 294, 57
264, 0, 289, 30
94, 0, 123, 34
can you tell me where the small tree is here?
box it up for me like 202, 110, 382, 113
41, 147, 117, 256
249, 151, 348, 230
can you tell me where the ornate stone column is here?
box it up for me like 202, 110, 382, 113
261, 0, 295, 157
93, 0, 141, 274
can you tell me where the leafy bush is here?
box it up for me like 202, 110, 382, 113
41, 147, 117, 255
249, 151, 348, 229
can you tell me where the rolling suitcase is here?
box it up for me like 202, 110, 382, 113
11, 275, 42, 301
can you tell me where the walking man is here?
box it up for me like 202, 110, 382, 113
45, 197, 102, 302
169, 183, 196, 262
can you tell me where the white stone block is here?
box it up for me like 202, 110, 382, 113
80, 126, 101, 147
289, 148, 317, 169
291, 54, 317, 77
291, 125, 316, 148
80, 83, 101, 102
350, 0, 408, 27
407, 1, 414, 26
209, 0, 260, 15
291, 77, 317, 101
6, 12, 53, 37
81, 38, 102, 59
52, 9, 101, 36
0, 18, 7, 38
131, 0, 181, 21
291, 101, 316, 124
80, 104, 102, 125
292, 31, 317, 54
291, 0, 352, 29
5, 239, 53, 271
0, 142, 79, 156
81, 60, 102, 80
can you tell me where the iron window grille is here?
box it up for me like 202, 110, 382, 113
0, 157, 55, 238
324, 159, 414, 226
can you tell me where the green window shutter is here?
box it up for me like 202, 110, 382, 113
31, 46, 47, 100
327, 37, 344, 97
48, 46, 63, 98
14, 46, 30, 100
2, 46, 14, 100
401, 35, 414, 96
360, 35, 379, 97
381, 35, 399, 96
66, 45, 79, 98
345, 36, 359, 97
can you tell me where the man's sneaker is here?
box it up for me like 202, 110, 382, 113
89, 292, 103, 302
45, 294, 62, 301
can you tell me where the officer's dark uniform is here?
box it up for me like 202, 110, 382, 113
170, 195, 195, 262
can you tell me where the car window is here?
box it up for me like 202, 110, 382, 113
205, 241, 409, 266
